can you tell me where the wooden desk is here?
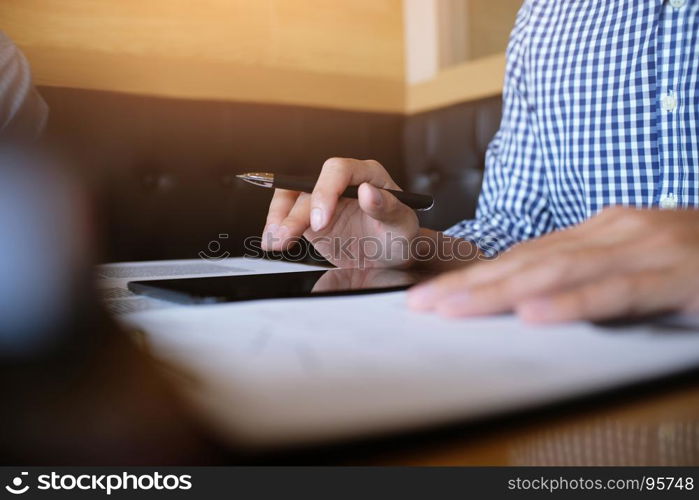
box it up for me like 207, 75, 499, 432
359, 378, 699, 465
258, 376, 699, 465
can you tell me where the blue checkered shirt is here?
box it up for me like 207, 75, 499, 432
446, 0, 699, 256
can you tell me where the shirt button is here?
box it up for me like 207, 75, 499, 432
669, 0, 686, 9
661, 93, 677, 112
660, 193, 678, 209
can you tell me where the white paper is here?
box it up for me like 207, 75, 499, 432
122, 286, 699, 448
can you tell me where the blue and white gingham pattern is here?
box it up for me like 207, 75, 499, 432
446, 0, 699, 256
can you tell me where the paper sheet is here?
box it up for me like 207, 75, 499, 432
122, 283, 699, 448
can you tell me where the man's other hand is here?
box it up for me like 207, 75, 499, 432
408, 207, 699, 322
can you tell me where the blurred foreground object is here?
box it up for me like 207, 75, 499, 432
0, 149, 217, 464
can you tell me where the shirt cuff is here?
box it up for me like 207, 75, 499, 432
444, 218, 519, 258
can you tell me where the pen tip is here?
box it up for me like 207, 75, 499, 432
236, 174, 247, 179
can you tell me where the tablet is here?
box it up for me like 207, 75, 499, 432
127, 268, 430, 305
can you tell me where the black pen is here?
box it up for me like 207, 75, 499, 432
236, 172, 434, 211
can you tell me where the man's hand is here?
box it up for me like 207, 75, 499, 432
261, 158, 419, 268
408, 207, 699, 322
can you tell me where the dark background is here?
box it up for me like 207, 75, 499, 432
40, 86, 501, 262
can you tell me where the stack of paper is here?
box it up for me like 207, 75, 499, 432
116, 260, 699, 448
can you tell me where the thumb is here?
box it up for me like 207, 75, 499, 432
357, 182, 412, 226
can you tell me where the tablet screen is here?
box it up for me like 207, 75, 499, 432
128, 268, 431, 305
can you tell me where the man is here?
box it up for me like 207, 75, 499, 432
262, 0, 699, 323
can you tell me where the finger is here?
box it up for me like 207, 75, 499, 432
408, 230, 652, 313
516, 269, 685, 323
407, 209, 658, 312
443, 208, 655, 289
262, 189, 300, 250
407, 236, 578, 313
407, 267, 470, 311
310, 158, 397, 231
357, 182, 411, 226
443, 225, 592, 290
432, 244, 645, 318
266, 188, 300, 226
272, 193, 311, 250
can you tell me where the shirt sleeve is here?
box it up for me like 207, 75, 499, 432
0, 30, 48, 142
444, 0, 553, 257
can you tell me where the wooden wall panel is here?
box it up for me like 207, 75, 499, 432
1, 0, 405, 112
406, 54, 505, 114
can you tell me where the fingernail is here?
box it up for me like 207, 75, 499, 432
440, 291, 472, 307
368, 184, 382, 207
277, 225, 289, 241
263, 224, 279, 248
407, 284, 437, 310
518, 298, 554, 323
436, 291, 475, 317
310, 207, 325, 231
